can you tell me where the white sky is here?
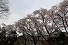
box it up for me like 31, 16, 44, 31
1, 0, 63, 25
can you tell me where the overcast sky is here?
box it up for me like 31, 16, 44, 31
1, 0, 63, 25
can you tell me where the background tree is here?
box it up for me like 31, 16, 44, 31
0, 0, 9, 19
0, 0, 9, 45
